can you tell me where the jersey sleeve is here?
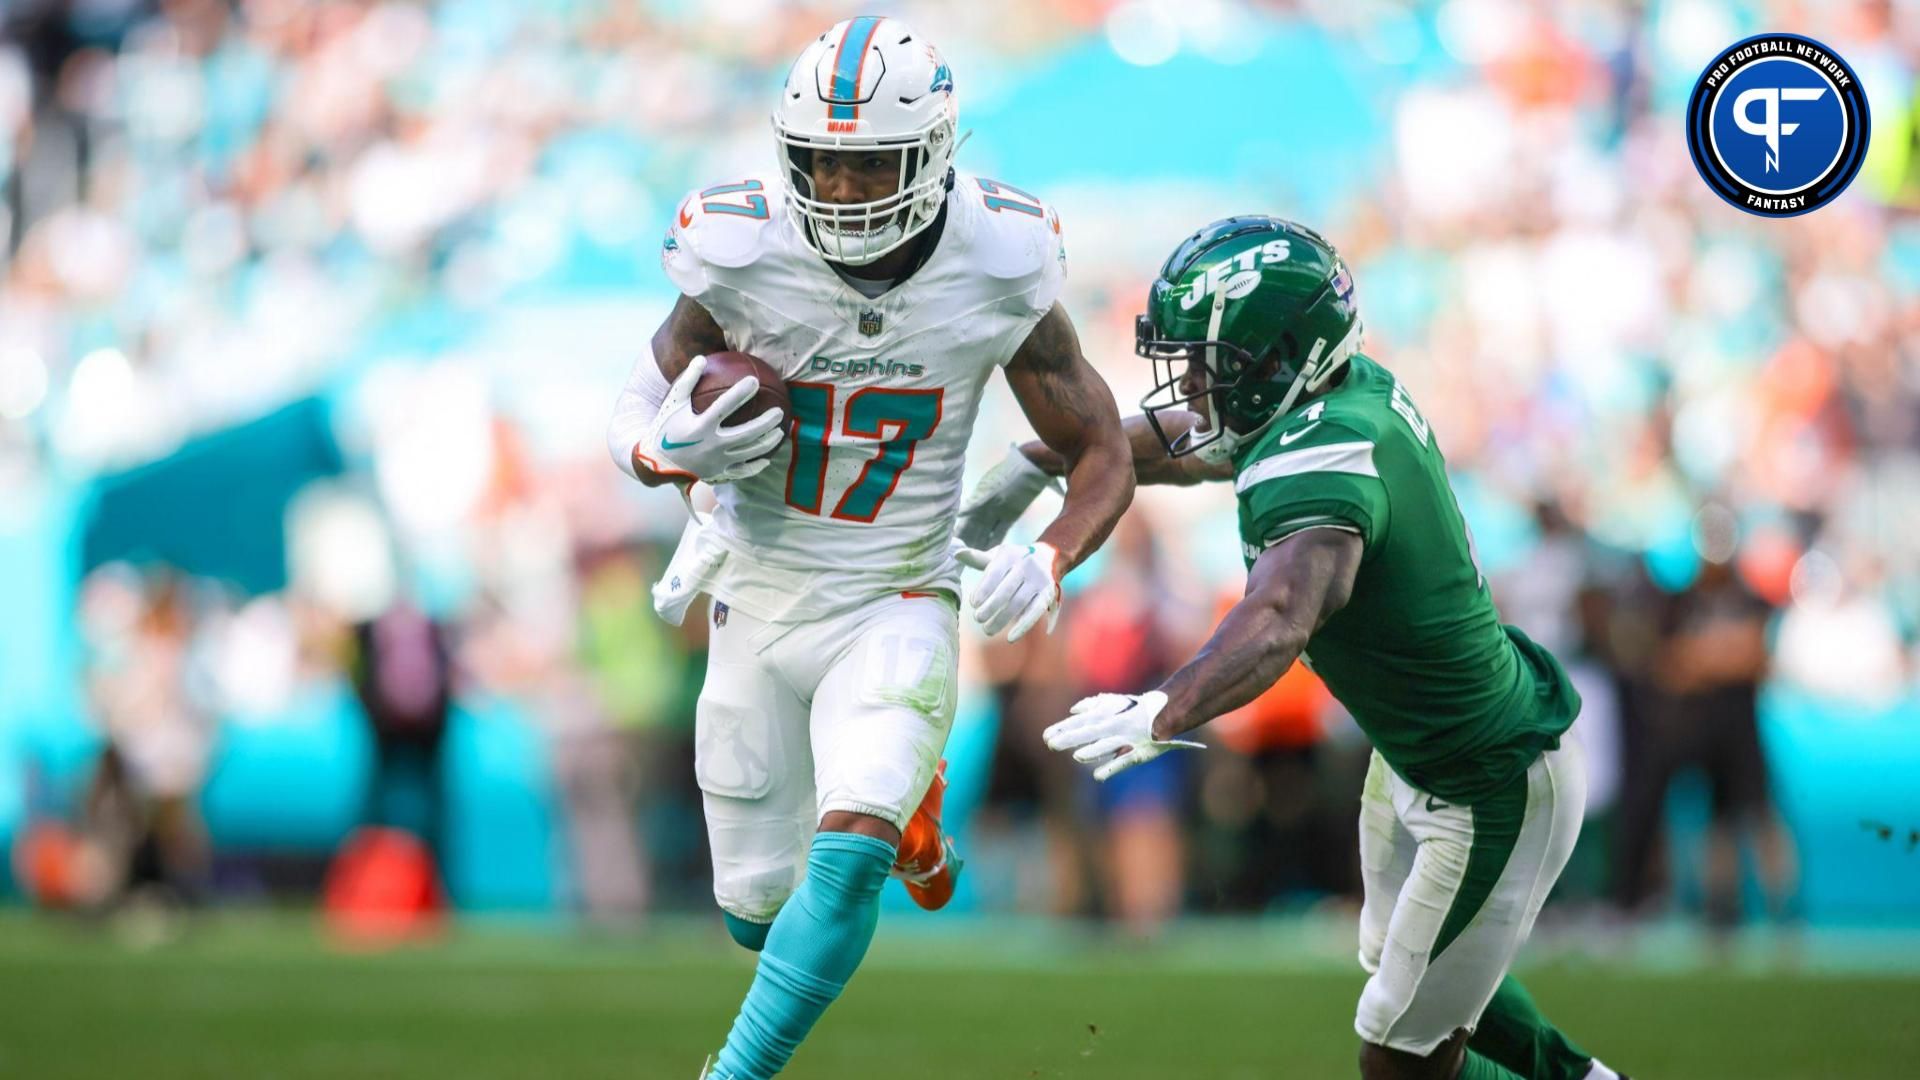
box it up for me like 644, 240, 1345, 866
660, 179, 779, 336
1014, 202, 1068, 326
1235, 420, 1391, 552
963, 176, 1068, 365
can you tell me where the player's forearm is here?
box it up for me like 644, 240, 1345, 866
608, 365, 693, 487
613, 296, 721, 487
1035, 429, 1134, 571
1019, 413, 1222, 486
1152, 602, 1310, 740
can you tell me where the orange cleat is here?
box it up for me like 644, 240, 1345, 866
892, 761, 963, 911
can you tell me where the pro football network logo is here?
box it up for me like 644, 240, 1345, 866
1686, 33, 1869, 218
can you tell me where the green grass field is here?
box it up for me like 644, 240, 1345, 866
0, 912, 1915, 1078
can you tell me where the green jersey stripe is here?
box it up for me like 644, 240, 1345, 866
1264, 514, 1346, 534
1263, 517, 1361, 546
1431, 769, 1527, 961
1234, 440, 1378, 494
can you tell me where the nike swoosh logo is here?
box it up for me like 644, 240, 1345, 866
1279, 422, 1321, 446
661, 437, 701, 450
1426, 796, 1449, 812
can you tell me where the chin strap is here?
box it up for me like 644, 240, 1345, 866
1204, 287, 1228, 372
1267, 336, 1324, 421
1191, 288, 1232, 454
1307, 319, 1364, 394
1182, 290, 1228, 463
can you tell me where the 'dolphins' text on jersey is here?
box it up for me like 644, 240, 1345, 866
662, 172, 1067, 623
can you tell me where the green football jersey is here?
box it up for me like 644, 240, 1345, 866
1232, 354, 1580, 804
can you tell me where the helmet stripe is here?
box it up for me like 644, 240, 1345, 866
827, 15, 883, 122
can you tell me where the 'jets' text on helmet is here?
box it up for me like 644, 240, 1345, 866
1138, 216, 1363, 460
773, 17, 958, 266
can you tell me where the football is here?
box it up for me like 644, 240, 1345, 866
691, 350, 791, 430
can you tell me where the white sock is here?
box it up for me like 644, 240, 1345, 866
1583, 1063, 1621, 1080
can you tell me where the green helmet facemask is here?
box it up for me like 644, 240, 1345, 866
1138, 215, 1363, 460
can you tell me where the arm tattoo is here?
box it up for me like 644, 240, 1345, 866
1003, 302, 1134, 572
1010, 304, 1079, 376
651, 295, 729, 379
1011, 318, 1231, 487
1009, 305, 1104, 430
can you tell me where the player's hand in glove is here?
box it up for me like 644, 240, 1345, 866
1042, 690, 1205, 782
954, 541, 1062, 642
955, 445, 1061, 550
640, 354, 786, 484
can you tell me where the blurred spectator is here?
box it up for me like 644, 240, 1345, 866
350, 600, 451, 856
1196, 588, 1355, 910
1060, 513, 1192, 936
1610, 509, 1797, 929
539, 545, 649, 923
975, 610, 1091, 917
1772, 548, 1910, 708
79, 567, 215, 910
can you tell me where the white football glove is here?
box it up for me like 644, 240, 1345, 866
955, 446, 1061, 550
638, 354, 787, 485
954, 541, 1062, 642
1042, 690, 1206, 782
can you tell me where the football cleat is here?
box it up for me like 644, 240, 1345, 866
892, 761, 963, 910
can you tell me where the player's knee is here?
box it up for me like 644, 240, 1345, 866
817, 809, 903, 847
1357, 1030, 1468, 1080
712, 866, 795, 932
722, 911, 771, 952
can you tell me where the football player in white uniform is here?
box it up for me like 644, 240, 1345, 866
607, 17, 1133, 1079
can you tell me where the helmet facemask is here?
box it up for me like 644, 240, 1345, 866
1140, 260, 1364, 461
771, 17, 960, 266
777, 120, 955, 266
1140, 286, 1306, 460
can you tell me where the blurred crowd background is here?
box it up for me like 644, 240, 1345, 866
3, 0, 1919, 939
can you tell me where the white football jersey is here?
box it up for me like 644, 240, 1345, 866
657, 171, 1066, 624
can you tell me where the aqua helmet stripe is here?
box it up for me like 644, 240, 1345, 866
828, 16, 883, 122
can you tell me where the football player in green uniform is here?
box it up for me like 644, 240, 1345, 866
960, 217, 1628, 1080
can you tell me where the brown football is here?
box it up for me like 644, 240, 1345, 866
691, 350, 792, 430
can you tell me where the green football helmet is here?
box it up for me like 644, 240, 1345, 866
1138, 215, 1363, 459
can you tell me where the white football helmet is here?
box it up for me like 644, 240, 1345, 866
773, 16, 959, 266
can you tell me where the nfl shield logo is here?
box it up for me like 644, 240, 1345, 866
858, 309, 883, 337
712, 601, 729, 629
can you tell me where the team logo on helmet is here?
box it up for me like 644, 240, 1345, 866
1686, 33, 1869, 218
1181, 239, 1292, 312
